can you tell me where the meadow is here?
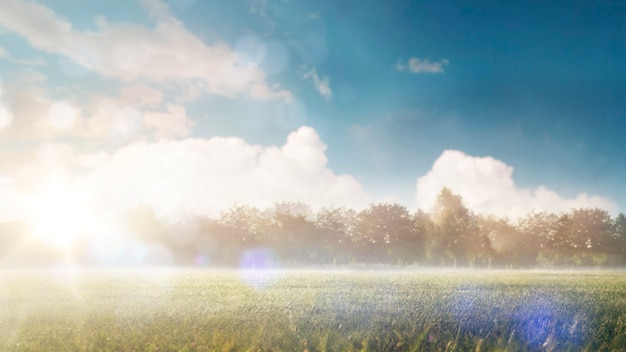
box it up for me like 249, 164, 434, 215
0, 269, 625, 351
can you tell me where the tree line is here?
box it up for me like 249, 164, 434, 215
1, 187, 626, 268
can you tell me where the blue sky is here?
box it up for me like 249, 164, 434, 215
0, 0, 624, 223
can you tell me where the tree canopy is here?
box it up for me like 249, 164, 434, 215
1, 188, 625, 268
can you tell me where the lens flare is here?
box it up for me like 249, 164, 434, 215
26, 180, 99, 251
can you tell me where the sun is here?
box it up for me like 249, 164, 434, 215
27, 181, 97, 250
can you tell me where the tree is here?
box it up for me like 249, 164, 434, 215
353, 203, 415, 264
385, 204, 420, 265
270, 201, 320, 265
412, 209, 434, 265
517, 211, 559, 267
546, 208, 614, 266
316, 206, 358, 264
193, 218, 231, 266
429, 188, 475, 267
121, 206, 167, 242
567, 208, 613, 265
219, 205, 271, 247
477, 215, 527, 268
611, 213, 626, 264
216, 204, 278, 266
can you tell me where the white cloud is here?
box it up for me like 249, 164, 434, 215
303, 68, 332, 100
0, 105, 12, 131
84, 96, 196, 142
16, 68, 47, 83
0, 80, 13, 131
415, 150, 617, 219
142, 104, 193, 139
77, 126, 367, 220
47, 100, 79, 130
85, 100, 143, 143
119, 83, 163, 108
0, 0, 291, 100
1, 80, 86, 138
0, 82, 48, 138
396, 57, 449, 74
0, 126, 368, 223
0, 78, 191, 143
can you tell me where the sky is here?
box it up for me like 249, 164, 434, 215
0, 0, 625, 225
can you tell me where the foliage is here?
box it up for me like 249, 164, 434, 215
429, 187, 473, 266
2, 188, 626, 268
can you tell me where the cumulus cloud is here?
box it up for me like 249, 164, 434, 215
303, 68, 332, 100
396, 57, 449, 74
0, 0, 290, 100
0, 143, 78, 192
77, 126, 367, 220
415, 150, 616, 219
0, 126, 368, 223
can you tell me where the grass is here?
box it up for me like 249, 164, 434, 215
0, 269, 625, 351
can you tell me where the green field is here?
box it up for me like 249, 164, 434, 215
0, 269, 625, 351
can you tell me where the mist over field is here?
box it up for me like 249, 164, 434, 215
2, 187, 626, 270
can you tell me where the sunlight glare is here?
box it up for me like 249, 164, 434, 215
27, 181, 96, 250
